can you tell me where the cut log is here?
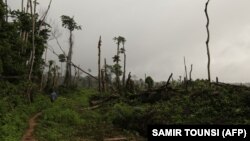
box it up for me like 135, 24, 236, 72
104, 137, 127, 141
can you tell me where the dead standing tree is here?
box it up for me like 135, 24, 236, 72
104, 58, 108, 92
184, 57, 188, 91
205, 0, 211, 83
97, 36, 102, 93
189, 64, 193, 81
184, 57, 188, 82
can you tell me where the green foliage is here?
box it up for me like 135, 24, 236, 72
61, 15, 81, 31
58, 54, 66, 62
0, 91, 50, 141
44, 107, 82, 125
108, 80, 250, 137
111, 64, 122, 76
145, 76, 154, 89
0, 0, 5, 23
113, 36, 126, 46
112, 55, 120, 63
34, 88, 143, 141
0, 4, 50, 79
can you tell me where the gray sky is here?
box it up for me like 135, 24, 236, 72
8, 0, 250, 82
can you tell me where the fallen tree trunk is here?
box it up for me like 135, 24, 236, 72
104, 137, 127, 141
89, 94, 119, 107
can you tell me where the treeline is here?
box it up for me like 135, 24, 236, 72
0, 0, 148, 104
0, 0, 51, 102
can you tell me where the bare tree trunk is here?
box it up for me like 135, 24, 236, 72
122, 51, 126, 88
73, 66, 77, 86
184, 57, 188, 81
116, 43, 120, 90
104, 58, 107, 92
27, 0, 37, 103
21, 0, 29, 43
28, 0, 36, 81
126, 72, 131, 89
189, 64, 193, 81
76, 66, 80, 86
26, 0, 29, 13
46, 64, 52, 89
40, 47, 48, 90
205, 0, 211, 83
55, 72, 60, 88
184, 57, 188, 91
21, 0, 24, 12
165, 73, 173, 88
38, 0, 52, 34
70, 63, 97, 80
25, 33, 29, 43
61, 62, 63, 77
98, 36, 102, 93
64, 31, 73, 86
101, 69, 105, 92
52, 67, 56, 89
5, 0, 8, 22
29, 0, 32, 14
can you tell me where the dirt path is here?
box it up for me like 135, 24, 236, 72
22, 112, 42, 141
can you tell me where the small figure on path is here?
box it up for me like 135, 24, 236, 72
50, 90, 57, 102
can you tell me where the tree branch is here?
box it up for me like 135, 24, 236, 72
205, 0, 211, 83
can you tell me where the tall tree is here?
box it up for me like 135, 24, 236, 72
205, 0, 211, 83
120, 37, 126, 88
61, 15, 81, 87
113, 36, 125, 90
97, 36, 102, 92
28, 0, 37, 81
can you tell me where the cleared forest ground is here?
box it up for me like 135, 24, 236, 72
33, 80, 250, 140
1, 80, 250, 141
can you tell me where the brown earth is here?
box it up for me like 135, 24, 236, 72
21, 112, 42, 141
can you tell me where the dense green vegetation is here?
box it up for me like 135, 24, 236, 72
0, 81, 49, 140
36, 81, 250, 140
35, 88, 144, 141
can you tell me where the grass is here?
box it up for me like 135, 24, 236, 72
35, 88, 144, 141
0, 93, 51, 141
1, 80, 249, 140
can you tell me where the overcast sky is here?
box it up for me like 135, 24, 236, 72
8, 0, 250, 82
